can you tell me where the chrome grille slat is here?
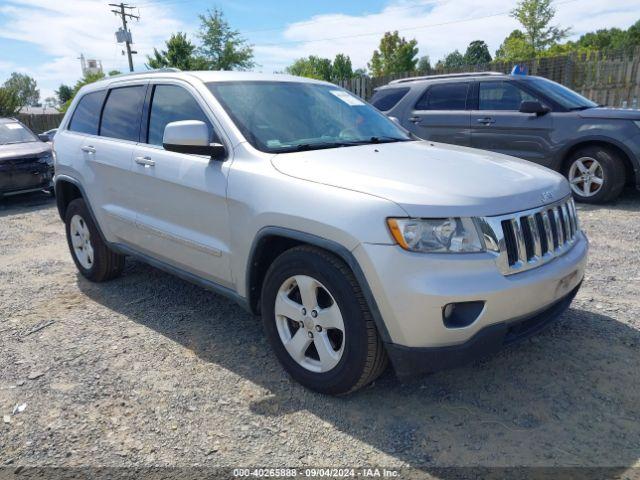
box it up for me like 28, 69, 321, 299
481, 196, 580, 276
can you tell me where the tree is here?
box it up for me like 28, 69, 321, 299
44, 96, 58, 109
510, 0, 569, 55
108, 70, 122, 76
464, 40, 492, 65
0, 87, 21, 116
442, 50, 465, 69
3, 72, 39, 106
56, 84, 73, 105
147, 32, 208, 70
332, 54, 353, 81
197, 8, 255, 70
495, 29, 531, 60
368, 31, 418, 77
416, 55, 432, 75
285, 56, 333, 81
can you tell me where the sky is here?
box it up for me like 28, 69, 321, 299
0, 0, 639, 102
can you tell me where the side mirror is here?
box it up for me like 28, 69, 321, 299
162, 120, 226, 160
38, 133, 50, 142
519, 100, 550, 115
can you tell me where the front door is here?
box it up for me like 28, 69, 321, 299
404, 82, 471, 146
130, 82, 232, 286
470, 80, 554, 167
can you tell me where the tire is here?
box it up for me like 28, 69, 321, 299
565, 146, 625, 204
261, 245, 387, 395
64, 198, 125, 282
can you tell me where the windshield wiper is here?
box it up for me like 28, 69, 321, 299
274, 142, 352, 153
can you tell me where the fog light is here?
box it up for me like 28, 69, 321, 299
442, 301, 485, 328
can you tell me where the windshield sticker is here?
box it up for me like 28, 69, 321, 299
329, 90, 365, 106
5, 123, 22, 130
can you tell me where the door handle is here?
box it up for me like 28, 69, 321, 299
135, 156, 155, 167
409, 116, 421, 123
81, 145, 96, 154
476, 117, 495, 125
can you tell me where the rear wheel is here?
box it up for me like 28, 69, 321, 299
65, 198, 125, 282
261, 246, 387, 395
565, 146, 625, 203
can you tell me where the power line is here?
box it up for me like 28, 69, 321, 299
110, 2, 140, 72
251, 0, 580, 48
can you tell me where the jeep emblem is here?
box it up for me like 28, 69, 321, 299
541, 191, 554, 202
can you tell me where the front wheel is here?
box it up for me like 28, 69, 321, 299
565, 146, 625, 203
261, 246, 387, 395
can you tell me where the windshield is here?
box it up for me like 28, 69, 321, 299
207, 81, 412, 153
526, 77, 598, 110
0, 122, 38, 145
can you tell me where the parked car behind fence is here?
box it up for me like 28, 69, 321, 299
371, 72, 640, 204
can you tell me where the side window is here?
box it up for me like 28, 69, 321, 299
147, 85, 216, 147
370, 87, 410, 111
415, 83, 469, 111
68, 90, 106, 135
479, 81, 537, 111
100, 85, 146, 142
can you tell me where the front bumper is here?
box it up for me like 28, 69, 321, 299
386, 282, 580, 377
353, 230, 588, 372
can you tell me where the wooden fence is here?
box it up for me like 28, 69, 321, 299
16, 113, 65, 134
339, 47, 640, 107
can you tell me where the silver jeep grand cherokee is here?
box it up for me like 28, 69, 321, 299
53, 70, 588, 395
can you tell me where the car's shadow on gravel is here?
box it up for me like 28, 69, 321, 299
0, 191, 55, 218
78, 260, 640, 473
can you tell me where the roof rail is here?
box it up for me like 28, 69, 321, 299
109, 67, 182, 79
388, 72, 504, 85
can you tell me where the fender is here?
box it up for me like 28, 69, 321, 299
247, 226, 392, 343
553, 135, 640, 181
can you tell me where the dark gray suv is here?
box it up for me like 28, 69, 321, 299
372, 72, 640, 203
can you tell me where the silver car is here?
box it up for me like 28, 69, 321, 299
53, 71, 588, 394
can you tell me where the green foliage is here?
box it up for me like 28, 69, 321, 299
464, 40, 492, 65
3, 72, 40, 106
510, 0, 569, 55
286, 54, 355, 82
55, 84, 73, 105
197, 8, 255, 70
495, 29, 531, 61
108, 70, 122, 76
442, 50, 465, 69
332, 54, 353, 81
146, 32, 209, 70
0, 86, 21, 117
368, 31, 418, 77
286, 56, 333, 81
416, 55, 431, 75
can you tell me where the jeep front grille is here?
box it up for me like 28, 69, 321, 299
477, 197, 579, 275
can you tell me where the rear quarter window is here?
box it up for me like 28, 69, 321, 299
370, 87, 410, 111
68, 90, 107, 135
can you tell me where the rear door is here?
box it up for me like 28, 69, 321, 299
404, 82, 471, 146
89, 83, 147, 243
470, 80, 554, 166
130, 81, 233, 286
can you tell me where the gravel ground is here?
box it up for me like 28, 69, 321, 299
0, 189, 639, 476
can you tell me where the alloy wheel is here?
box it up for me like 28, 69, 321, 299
70, 214, 94, 270
568, 157, 604, 198
274, 275, 345, 373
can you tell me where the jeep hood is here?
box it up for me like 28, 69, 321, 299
271, 140, 570, 217
578, 107, 640, 120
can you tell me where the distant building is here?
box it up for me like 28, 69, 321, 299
79, 54, 103, 76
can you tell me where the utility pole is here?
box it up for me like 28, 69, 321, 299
110, 3, 139, 72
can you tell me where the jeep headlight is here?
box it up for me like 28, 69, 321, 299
387, 217, 484, 253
